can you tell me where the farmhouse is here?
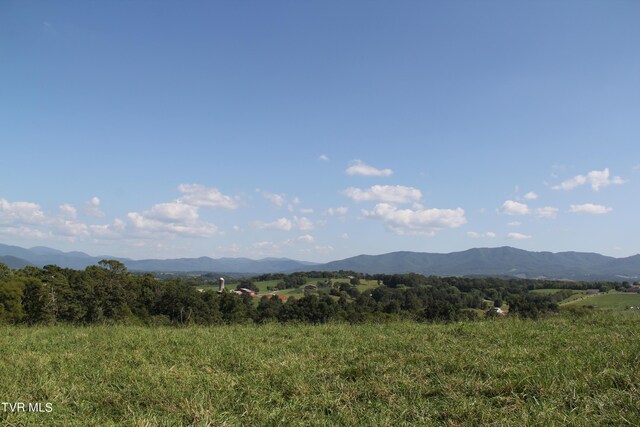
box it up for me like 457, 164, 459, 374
239, 288, 257, 297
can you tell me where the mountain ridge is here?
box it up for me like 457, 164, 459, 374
0, 243, 638, 281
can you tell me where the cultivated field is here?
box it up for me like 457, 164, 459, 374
1, 312, 639, 426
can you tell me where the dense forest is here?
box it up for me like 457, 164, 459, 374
0, 261, 629, 326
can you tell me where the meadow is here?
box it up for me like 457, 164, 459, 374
561, 291, 640, 310
1, 312, 639, 426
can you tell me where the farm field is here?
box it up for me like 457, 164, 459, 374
1, 312, 639, 426
561, 291, 640, 310
530, 288, 581, 295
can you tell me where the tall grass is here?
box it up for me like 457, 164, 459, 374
1, 312, 639, 426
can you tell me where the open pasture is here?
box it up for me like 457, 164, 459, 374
1, 312, 639, 426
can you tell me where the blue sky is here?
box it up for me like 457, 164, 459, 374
1, 1, 639, 261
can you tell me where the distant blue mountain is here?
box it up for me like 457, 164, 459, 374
1, 243, 638, 281
0, 255, 33, 269
0, 243, 316, 273
309, 247, 640, 281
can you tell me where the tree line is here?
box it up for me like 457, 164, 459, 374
2, 261, 622, 326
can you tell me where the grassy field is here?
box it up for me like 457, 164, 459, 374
561, 291, 640, 310
1, 313, 639, 426
530, 288, 580, 295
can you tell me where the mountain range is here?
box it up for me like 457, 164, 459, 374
1, 243, 639, 281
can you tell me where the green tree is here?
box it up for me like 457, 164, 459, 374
22, 278, 55, 324
0, 278, 25, 323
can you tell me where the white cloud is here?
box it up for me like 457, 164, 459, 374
299, 208, 314, 214
345, 160, 393, 177
499, 200, 530, 216
297, 234, 315, 243
362, 203, 466, 236
552, 168, 625, 192
341, 233, 350, 240
52, 219, 90, 238
88, 220, 126, 239
326, 207, 349, 216
127, 201, 216, 237
0, 198, 46, 224
145, 202, 199, 222
467, 231, 496, 238
552, 175, 587, 191
85, 196, 105, 218
569, 203, 613, 215
252, 216, 315, 232
319, 154, 329, 161
523, 191, 538, 200
178, 184, 240, 209
253, 217, 293, 231
259, 190, 286, 207
0, 225, 49, 239
343, 185, 422, 204
59, 204, 78, 220
508, 221, 521, 227
507, 232, 532, 240
295, 216, 314, 231
535, 206, 559, 219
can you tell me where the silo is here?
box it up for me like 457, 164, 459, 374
217, 277, 225, 293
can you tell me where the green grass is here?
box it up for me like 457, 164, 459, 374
562, 291, 640, 310
1, 313, 639, 426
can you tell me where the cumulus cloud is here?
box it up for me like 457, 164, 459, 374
178, 184, 240, 209
362, 203, 466, 236
0, 225, 49, 239
253, 217, 293, 231
297, 234, 315, 243
127, 201, 216, 237
145, 202, 199, 222
507, 232, 532, 240
252, 216, 315, 232
552, 168, 625, 192
0, 198, 46, 224
343, 185, 422, 204
345, 160, 393, 177
508, 221, 522, 227
569, 203, 613, 215
499, 200, 530, 216
59, 204, 78, 220
319, 154, 329, 161
258, 190, 286, 207
88, 219, 126, 239
85, 196, 105, 217
0, 197, 125, 242
523, 191, 538, 200
535, 206, 559, 219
